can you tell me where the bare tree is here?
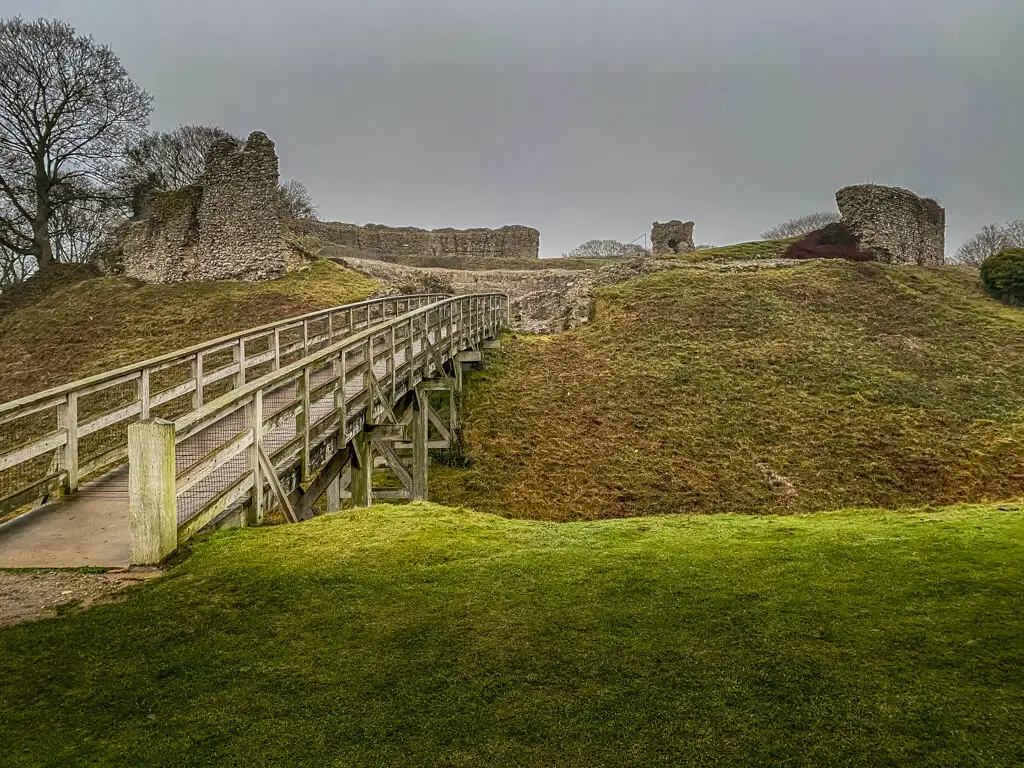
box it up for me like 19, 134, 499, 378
954, 221, 1024, 266
761, 211, 840, 240
121, 125, 232, 209
0, 17, 152, 270
277, 179, 319, 220
1007, 220, 1024, 248
566, 239, 648, 259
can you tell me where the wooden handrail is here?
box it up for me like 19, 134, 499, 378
0, 293, 448, 414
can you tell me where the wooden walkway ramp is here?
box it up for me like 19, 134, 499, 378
0, 294, 506, 568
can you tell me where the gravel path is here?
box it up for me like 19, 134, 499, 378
0, 569, 160, 628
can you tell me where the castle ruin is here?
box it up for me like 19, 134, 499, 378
105, 132, 287, 283
651, 220, 695, 255
836, 184, 945, 266
295, 220, 540, 261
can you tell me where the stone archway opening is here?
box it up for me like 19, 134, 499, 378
667, 238, 681, 254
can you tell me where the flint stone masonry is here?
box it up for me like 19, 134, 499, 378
333, 254, 799, 335
107, 132, 286, 283
651, 221, 695, 255
836, 185, 945, 266
296, 220, 540, 260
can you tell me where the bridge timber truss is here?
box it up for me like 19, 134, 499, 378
0, 293, 507, 567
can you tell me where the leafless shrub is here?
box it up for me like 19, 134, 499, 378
954, 221, 1024, 266
761, 212, 840, 240
566, 239, 649, 259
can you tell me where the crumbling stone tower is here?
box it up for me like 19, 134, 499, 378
195, 132, 285, 280
106, 131, 287, 283
651, 220, 695, 255
836, 185, 945, 266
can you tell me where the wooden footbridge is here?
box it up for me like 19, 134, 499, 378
0, 293, 507, 567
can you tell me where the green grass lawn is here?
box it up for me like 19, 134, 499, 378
2, 503, 1022, 767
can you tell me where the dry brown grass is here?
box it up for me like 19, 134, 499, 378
0, 260, 377, 401
432, 260, 1024, 520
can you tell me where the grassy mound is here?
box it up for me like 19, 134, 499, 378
0, 260, 377, 401
1, 503, 1021, 766
433, 260, 1024, 520
676, 238, 798, 262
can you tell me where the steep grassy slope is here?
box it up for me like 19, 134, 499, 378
433, 260, 1024, 520
1, 503, 1022, 766
0, 260, 376, 401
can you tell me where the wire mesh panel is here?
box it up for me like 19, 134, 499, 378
76, 379, 141, 479
0, 402, 64, 518
175, 404, 251, 525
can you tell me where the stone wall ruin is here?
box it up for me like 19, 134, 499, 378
105, 132, 287, 283
651, 220, 695, 255
295, 220, 540, 261
835, 184, 945, 266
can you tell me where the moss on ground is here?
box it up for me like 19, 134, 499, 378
1, 503, 1022, 766
0, 260, 377, 401
432, 259, 1024, 520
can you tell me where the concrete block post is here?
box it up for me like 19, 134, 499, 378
128, 419, 178, 565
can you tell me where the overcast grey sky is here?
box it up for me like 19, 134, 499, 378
5, 0, 1022, 256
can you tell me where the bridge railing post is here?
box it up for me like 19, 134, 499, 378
412, 386, 429, 501
128, 419, 177, 566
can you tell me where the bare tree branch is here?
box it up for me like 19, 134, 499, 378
565, 239, 649, 259
761, 212, 840, 240
953, 221, 1024, 267
0, 16, 151, 270
276, 179, 319, 220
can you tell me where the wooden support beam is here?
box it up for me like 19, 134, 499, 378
427, 402, 451, 444
327, 466, 350, 510
351, 433, 373, 508
422, 336, 450, 381
258, 444, 298, 523
365, 368, 397, 425
376, 439, 413, 491
365, 423, 406, 442
248, 392, 263, 525
419, 379, 454, 392
412, 387, 429, 501
296, 445, 352, 521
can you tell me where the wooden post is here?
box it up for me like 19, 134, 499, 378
389, 325, 397, 402
335, 349, 348, 446
193, 354, 204, 408
139, 369, 151, 420
299, 368, 311, 482
248, 391, 264, 526
412, 387, 429, 501
128, 419, 177, 565
236, 339, 247, 387
351, 433, 372, 508
64, 392, 79, 493
272, 328, 281, 371
327, 472, 343, 511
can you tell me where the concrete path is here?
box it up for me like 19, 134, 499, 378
0, 467, 130, 569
